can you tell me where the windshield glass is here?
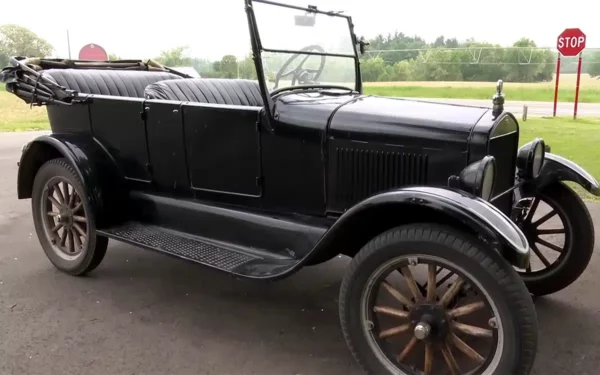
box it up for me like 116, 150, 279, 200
252, 0, 358, 92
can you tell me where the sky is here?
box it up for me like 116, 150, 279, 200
1, 0, 598, 61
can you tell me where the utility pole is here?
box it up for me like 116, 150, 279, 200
67, 29, 72, 59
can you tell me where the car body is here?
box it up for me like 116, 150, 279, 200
2, 1, 598, 374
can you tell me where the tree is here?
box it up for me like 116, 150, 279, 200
108, 53, 120, 61
155, 46, 192, 67
0, 24, 54, 67
588, 52, 600, 79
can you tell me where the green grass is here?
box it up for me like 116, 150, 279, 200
519, 117, 600, 201
363, 85, 600, 103
0, 90, 49, 132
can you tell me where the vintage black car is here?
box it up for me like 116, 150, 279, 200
2, 1, 598, 374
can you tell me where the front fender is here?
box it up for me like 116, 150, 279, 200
535, 153, 600, 196
17, 133, 127, 227
311, 186, 530, 268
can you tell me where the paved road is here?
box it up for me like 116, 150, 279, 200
415, 98, 600, 118
1, 131, 600, 375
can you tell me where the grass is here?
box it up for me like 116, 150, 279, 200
0, 90, 49, 132
364, 74, 600, 103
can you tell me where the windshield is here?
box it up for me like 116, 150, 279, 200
252, 0, 358, 92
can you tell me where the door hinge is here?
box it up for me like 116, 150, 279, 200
141, 106, 149, 121
255, 120, 261, 131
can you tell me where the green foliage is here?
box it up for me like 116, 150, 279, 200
155, 45, 193, 67
359, 34, 555, 83
588, 52, 600, 78
0, 24, 53, 67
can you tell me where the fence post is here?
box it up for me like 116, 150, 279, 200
522, 105, 528, 122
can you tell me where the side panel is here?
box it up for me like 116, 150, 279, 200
89, 96, 151, 182
47, 101, 91, 134
183, 103, 262, 197
145, 100, 191, 195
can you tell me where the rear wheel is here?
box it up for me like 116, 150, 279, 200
339, 224, 537, 375
513, 182, 594, 296
31, 158, 108, 276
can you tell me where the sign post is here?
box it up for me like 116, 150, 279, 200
556, 28, 586, 118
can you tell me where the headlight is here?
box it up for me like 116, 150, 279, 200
517, 138, 546, 179
458, 155, 497, 200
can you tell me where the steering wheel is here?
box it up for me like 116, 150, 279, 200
273, 45, 326, 90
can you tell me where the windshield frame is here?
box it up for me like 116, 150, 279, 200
245, 0, 362, 113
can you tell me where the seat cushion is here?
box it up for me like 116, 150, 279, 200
44, 69, 181, 98
144, 78, 264, 107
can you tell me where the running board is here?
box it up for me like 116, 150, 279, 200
98, 222, 301, 279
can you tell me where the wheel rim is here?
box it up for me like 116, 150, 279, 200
361, 255, 503, 375
41, 177, 88, 260
514, 195, 570, 275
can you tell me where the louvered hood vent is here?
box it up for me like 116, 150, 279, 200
330, 147, 429, 208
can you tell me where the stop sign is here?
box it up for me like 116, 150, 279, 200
78, 43, 108, 61
557, 28, 586, 57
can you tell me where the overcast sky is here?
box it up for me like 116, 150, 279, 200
1, 0, 597, 60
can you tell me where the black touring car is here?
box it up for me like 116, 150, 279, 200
2, 0, 598, 374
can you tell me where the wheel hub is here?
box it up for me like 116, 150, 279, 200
409, 303, 449, 342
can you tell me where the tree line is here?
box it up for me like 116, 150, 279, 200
2, 24, 599, 82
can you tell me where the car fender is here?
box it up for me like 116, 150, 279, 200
17, 133, 127, 227
309, 186, 530, 268
535, 153, 600, 196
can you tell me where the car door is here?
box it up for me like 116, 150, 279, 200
182, 102, 263, 197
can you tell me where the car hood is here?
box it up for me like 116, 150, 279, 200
329, 95, 491, 151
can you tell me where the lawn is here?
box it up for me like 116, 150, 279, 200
364, 74, 600, 103
0, 88, 49, 132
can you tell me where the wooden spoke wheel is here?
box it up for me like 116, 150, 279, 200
42, 178, 88, 259
32, 158, 108, 276
513, 182, 594, 296
365, 259, 499, 375
339, 224, 537, 375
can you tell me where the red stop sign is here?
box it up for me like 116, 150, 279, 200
78, 43, 108, 61
557, 28, 586, 57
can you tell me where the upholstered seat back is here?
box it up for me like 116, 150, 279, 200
44, 69, 181, 98
144, 78, 264, 107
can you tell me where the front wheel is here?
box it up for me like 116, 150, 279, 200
31, 158, 109, 276
513, 182, 595, 296
339, 224, 537, 375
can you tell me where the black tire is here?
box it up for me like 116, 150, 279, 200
339, 223, 537, 375
31, 158, 108, 276
517, 182, 595, 296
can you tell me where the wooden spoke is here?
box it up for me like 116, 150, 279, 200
379, 324, 411, 339
48, 195, 61, 209
73, 223, 86, 238
72, 229, 82, 250
537, 228, 565, 235
68, 187, 76, 207
373, 306, 409, 319
536, 238, 563, 253
530, 244, 552, 267
53, 184, 65, 204
450, 333, 484, 363
381, 281, 413, 307
427, 264, 437, 302
440, 342, 461, 375
525, 197, 540, 223
60, 229, 68, 247
453, 321, 493, 338
51, 223, 64, 233
400, 266, 423, 301
448, 301, 486, 318
72, 202, 83, 214
424, 343, 433, 375
67, 230, 74, 253
47, 211, 59, 217
397, 337, 418, 362
73, 215, 87, 223
533, 209, 557, 227
62, 182, 71, 206
439, 277, 464, 307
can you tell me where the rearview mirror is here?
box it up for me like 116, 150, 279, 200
295, 13, 316, 27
